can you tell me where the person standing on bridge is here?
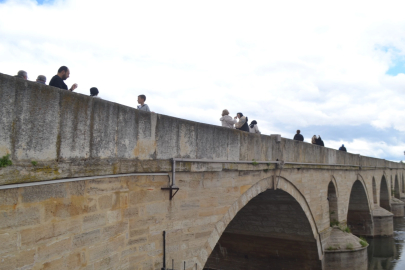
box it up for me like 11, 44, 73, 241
311, 135, 317, 144
339, 144, 347, 152
36, 75, 46, 84
234, 112, 249, 132
316, 135, 325, 146
137, 95, 150, 112
293, 130, 304, 141
49, 66, 78, 91
220, 109, 237, 128
249, 120, 261, 134
90, 87, 100, 98
14, 70, 27, 80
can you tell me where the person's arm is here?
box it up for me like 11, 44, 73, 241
69, 83, 78, 91
145, 105, 151, 112
255, 125, 261, 134
225, 117, 237, 125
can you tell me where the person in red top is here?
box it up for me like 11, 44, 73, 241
49, 66, 78, 91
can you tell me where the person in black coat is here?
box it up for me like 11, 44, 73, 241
293, 130, 304, 141
234, 112, 249, 132
339, 144, 347, 152
316, 136, 324, 146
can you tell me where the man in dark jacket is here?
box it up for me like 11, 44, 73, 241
316, 136, 324, 146
339, 144, 347, 152
49, 66, 78, 91
293, 130, 304, 141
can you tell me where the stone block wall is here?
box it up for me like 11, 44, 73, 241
0, 170, 266, 270
0, 163, 402, 269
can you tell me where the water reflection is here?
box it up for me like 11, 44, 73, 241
368, 217, 405, 270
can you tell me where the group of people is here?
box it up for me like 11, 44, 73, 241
293, 130, 347, 151
14, 67, 150, 111
14, 68, 350, 151
220, 110, 260, 134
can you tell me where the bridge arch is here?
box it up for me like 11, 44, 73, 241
198, 176, 322, 270
380, 175, 391, 211
347, 179, 373, 236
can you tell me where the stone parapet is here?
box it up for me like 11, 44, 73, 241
1, 73, 404, 185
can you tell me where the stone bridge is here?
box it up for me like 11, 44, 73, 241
0, 73, 404, 270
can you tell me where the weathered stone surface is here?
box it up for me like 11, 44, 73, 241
22, 183, 66, 203
37, 237, 72, 261
73, 229, 101, 248
0, 231, 18, 255
21, 218, 81, 247
0, 189, 18, 206
13, 80, 60, 161
90, 99, 119, 159
116, 106, 138, 159
83, 213, 107, 231
0, 206, 40, 229
0, 74, 15, 157
59, 90, 93, 160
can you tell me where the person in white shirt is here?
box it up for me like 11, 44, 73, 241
137, 95, 150, 112
220, 109, 237, 128
249, 120, 261, 134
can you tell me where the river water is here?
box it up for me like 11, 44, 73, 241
368, 217, 405, 270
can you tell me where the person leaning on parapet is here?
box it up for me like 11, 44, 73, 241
249, 120, 261, 134
311, 135, 317, 144
137, 95, 150, 112
220, 109, 237, 128
293, 130, 304, 141
36, 75, 46, 84
339, 144, 347, 152
14, 70, 27, 80
316, 135, 325, 146
49, 66, 78, 91
90, 87, 100, 98
234, 112, 249, 132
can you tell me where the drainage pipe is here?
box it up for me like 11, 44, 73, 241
0, 172, 170, 190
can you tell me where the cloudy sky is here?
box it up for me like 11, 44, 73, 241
1, 0, 405, 161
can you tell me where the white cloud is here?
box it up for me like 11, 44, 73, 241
325, 139, 405, 162
1, 0, 405, 160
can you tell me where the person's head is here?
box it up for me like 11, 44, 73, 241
57, 66, 70, 80
90, 87, 99, 96
237, 112, 243, 119
312, 135, 317, 143
137, 94, 146, 104
342, 144, 344, 147
36, 75, 46, 84
249, 120, 257, 128
17, 70, 27, 80
222, 109, 229, 116
296, 130, 301, 134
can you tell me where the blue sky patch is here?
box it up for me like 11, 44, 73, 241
386, 60, 405, 76
377, 45, 405, 76
0, 0, 54, 4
